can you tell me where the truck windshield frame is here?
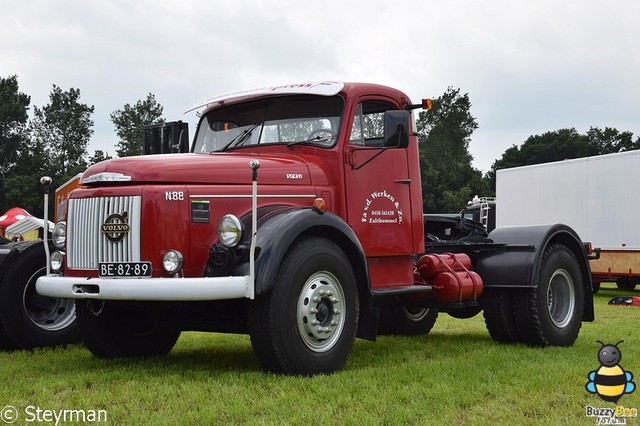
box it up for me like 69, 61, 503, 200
192, 94, 345, 153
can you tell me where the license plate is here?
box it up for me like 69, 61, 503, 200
99, 262, 152, 278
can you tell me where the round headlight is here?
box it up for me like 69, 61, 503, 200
50, 251, 64, 273
162, 250, 184, 275
218, 214, 244, 247
52, 222, 66, 249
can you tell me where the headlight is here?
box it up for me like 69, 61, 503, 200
162, 250, 184, 275
50, 251, 64, 273
218, 214, 244, 247
52, 222, 66, 249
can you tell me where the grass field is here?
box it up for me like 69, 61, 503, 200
1, 284, 639, 425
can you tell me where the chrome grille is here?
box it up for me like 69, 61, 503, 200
67, 196, 142, 270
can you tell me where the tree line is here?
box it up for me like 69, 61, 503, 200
1, 74, 639, 218
0, 75, 163, 217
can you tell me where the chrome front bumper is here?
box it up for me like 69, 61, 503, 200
36, 275, 251, 301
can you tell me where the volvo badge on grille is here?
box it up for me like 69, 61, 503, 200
101, 212, 130, 243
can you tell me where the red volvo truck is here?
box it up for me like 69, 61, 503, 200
37, 82, 594, 375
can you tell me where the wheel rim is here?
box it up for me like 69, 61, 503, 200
401, 306, 431, 322
546, 268, 575, 328
23, 268, 76, 332
297, 271, 346, 353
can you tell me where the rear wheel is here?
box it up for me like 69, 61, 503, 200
482, 288, 519, 343
0, 244, 79, 349
513, 244, 583, 346
249, 237, 358, 375
378, 304, 438, 335
77, 300, 180, 358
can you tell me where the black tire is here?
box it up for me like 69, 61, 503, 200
0, 319, 17, 350
248, 237, 359, 375
0, 244, 79, 349
482, 288, 520, 343
616, 277, 637, 291
378, 304, 438, 335
77, 300, 180, 358
592, 281, 601, 294
513, 244, 584, 347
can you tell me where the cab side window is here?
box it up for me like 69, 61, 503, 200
349, 101, 395, 147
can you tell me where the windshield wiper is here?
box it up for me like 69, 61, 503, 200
220, 122, 262, 152
286, 134, 334, 148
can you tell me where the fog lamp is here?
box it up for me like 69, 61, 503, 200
50, 251, 64, 273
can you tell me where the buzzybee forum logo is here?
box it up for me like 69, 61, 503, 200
585, 340, 637, 424
586, 341, 636, 403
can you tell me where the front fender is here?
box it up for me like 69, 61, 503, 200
475, 223, 594, 321
247, 207, 369, 296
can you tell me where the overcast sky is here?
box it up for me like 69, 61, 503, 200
2, 0, 639, 172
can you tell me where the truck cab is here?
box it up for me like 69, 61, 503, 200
37, 81, 594, 375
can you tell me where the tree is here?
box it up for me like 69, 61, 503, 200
30, 85, 94, 177
0, 75, 31, 175
89, 150, 112, 165
587, 126, 640, 154
416, 87, 487, 213
2, 134, 51, 217
111, 93, 164, 157
0, 76, 32, 214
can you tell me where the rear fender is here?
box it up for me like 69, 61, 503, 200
475, 223, 594, 321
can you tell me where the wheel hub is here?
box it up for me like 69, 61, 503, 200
546, 268, 575, 328
297, 271, 346, 353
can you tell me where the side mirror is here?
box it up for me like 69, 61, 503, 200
383, 110, 410, 148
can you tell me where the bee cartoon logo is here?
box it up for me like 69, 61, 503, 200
586, 340, 636, 403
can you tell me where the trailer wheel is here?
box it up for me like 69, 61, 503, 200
77, 300, 180, 358
482, 288, 520, 343
616, 277, 637, 291
249, 237, 358, 375
514, 244, 583, 347
378, 304, 438, 335
0, 244, 79, 349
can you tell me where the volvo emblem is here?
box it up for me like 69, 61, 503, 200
101, 212, 130, 243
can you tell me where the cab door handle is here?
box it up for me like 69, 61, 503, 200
394, 179, 412, 184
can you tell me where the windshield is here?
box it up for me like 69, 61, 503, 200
193, 95, 344, 153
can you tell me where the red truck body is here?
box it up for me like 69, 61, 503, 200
37, 81, 594, 375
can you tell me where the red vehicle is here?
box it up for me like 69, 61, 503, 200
37, 82, 594, 375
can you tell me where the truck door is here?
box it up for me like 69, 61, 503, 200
344, 99, 415, 259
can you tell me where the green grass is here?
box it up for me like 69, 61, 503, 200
1, 284, 639, 425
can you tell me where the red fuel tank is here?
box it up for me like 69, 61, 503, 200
430, 270, 483, 303
416, 253, 472, 278
415, 253, 483, 303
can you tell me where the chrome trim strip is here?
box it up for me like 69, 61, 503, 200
189, 194, 316, 198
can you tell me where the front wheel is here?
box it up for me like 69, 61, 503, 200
513, 244, 584, 346
249, 237, 359, 375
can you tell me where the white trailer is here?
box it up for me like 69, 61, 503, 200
496, 150, 640, 291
